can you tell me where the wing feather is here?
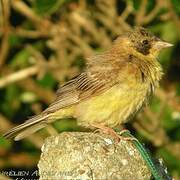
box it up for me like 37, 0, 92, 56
44, 52, 125, 114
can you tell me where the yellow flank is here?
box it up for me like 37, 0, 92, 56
50, 106, 75, 121
74, 81, 149, 128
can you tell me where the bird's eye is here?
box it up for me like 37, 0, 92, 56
142, 40, 149, 45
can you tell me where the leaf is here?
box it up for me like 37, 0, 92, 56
0, 136, 11, 150
130, 0, 156, 12
171, 0, 180, 14
130, 0, 141, 10
160, 22, 178, 43
150, 99, 179, 131
149, 96, 162, 113
161, 105, 179, 130
176, 83, 180, 96
146, 0, 156, 13
157, 148, 180, 173
37, 72, 57, 89
20, 92, 38, 103
10, 48, 31, 69
0, 85, 21, 118
9, 34, 23, 47
33, 0, 67, 15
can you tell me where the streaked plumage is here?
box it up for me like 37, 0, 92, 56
3, 27, 172, 140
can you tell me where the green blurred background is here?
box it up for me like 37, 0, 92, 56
0, 0, 179, 179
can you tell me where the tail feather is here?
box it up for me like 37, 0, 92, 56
14, 123, 46, 141
3, 114, 49, 140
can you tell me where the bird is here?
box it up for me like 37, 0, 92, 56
3, 27, 173, 141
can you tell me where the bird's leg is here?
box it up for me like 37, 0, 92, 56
91, 123, 136, 143
92, 123, 120, 142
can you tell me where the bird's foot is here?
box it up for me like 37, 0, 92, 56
91, 123, 136, 143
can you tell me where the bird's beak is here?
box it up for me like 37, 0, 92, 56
154, 40, 173, 50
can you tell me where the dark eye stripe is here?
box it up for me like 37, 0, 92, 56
135, 40, 151, 55
142, 40, 149, 45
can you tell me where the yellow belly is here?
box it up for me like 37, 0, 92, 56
74, 83, 149, 128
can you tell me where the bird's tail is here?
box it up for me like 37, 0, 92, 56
3, 114, 49, 141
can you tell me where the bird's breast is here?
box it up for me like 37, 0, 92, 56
75, 81, 151, 128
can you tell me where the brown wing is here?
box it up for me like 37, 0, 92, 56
44, 52, 125, 114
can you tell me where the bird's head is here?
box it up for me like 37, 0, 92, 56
114, 27, 173, 58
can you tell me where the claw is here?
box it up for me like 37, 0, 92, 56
91, 124, 136, 143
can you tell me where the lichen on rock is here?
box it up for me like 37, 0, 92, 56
38, 132, 151, 180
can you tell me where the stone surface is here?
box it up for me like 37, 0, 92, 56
38, 132, 151, 180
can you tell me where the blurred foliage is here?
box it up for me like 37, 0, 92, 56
33, 0, 68, 15
0, 0, 179, 179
